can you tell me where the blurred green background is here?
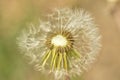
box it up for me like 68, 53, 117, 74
0, 0, 120, 80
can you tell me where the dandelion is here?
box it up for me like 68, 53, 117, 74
17, 8, 101, 80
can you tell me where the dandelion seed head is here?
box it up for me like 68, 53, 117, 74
17, 8, 101, 80
51, 35, 68, 47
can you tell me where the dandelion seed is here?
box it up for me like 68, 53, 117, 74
17, 8, 101, 80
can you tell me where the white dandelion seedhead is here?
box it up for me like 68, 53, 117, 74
17, 8, 101, 80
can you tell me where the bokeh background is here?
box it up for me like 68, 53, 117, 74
0, 0, 120, 80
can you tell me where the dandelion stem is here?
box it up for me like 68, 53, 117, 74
57, 53, 62, 70
65, 75, 70, 80
52, 51, 58, 70
41, 50, 51, 66
51, 48, 56, 69
63, 52, 68, 71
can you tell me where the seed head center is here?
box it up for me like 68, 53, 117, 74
51, 35, 67, 47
